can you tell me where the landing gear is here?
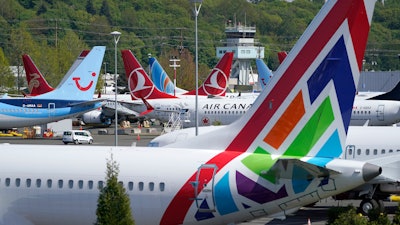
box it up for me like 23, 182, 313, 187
359, 198, 384, 215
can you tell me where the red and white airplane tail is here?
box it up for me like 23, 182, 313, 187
121, 49, 177, 100
183, 52, 234, 96
22, 54, 54, 96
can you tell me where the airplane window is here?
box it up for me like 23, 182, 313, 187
348, 149, 353, 155
357, 149, 361, 155
88, 180, 94, 189
373, 149, 377, 155
98, 181, 104, 189
382, 149, 385, 154
139, 182, 144, 191
160, 182, 165, 191
118, 181, 123, 187
5, 178, 10, 187
47, 179, 52, 188
389, 149, 393, 153
15, 178, 21, 187
58, 180, 63, 188
78, 180, 84, 189
128, 182, 133, 191
36, 179, 41, 188
26, 178, 31, 188
149, 182, 154, 191
68, 180, 74, 189
366, 149, 370, 155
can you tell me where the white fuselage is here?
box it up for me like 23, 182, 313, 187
0, 144, 377, 225
350, 100, 400, 126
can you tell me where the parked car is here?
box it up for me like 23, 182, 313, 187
62, 130, 93, 144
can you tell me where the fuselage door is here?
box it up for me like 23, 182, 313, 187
48, 103, 56, 117
190, 164, 218, 213
377, 104, 384, 121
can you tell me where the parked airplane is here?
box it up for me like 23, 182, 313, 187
122, 49, 257, 127
149, 124, 400, 214
0, 1, 380, 225
0, 46, 106, 129
351, 82, 400, 126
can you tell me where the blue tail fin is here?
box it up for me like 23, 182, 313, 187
37, 46, 105, 101
256, 59, 273, 90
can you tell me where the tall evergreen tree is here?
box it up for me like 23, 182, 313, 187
95, 155, 135, 225
86, 0, 96, 15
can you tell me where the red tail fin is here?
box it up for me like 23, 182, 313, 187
183, 52, 233, 96
121, 50, 177, 100
277, 51, 288, 64
22, 54, 54, 96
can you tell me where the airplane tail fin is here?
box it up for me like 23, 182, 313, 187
121, 50, 177, 100
22, 54, 54, 96
256, 59, 273, 91
149, 57, 183, 95
183, 52, 234, 96
277, 51, 288, 64
36, 47, 105, 101
369, 81, 400, 101
172, 0, 376, 162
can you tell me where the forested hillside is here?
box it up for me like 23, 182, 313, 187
0, 0, 399, 93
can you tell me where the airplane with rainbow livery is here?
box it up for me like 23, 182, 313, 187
0, 0, 380, 224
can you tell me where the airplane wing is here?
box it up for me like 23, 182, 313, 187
67, 99, 105, 107
102, 101, 140, 117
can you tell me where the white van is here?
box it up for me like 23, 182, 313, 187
62, 130, 93, 144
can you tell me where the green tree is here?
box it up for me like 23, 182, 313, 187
0, 47, 14, 92
95, 155, 135, 225
393, 203, 400, 225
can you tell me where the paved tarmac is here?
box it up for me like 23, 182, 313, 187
1, 125, 399, 224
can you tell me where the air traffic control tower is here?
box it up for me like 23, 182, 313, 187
216, 21, 264, 89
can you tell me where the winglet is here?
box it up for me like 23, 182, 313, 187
22, 54, 54, 96
183, 52, 234, 96
121, 49, 177, 100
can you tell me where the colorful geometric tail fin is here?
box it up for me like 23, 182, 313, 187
171, 0, 377, 162
256, 59, 273, 91
22, 54, 54, 96
183, 52, 234, 96
149, 57, 187, 95
36, 47, 105, 101
121, 50, 177, 100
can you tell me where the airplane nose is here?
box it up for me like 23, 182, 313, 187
362, 163, 382, 182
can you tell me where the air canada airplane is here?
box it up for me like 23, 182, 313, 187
0, 1, 380, 225
0, 46, 105, 129
121, 49, 255, 127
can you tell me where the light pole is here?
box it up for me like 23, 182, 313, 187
103, 62, 107, 94
169, 56, 180, 96
111, 31, 121, 147
191, 0, 202, 136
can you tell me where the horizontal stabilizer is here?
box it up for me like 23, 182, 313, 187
268, 158, 340, 180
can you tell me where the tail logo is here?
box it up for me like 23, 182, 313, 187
203, 68, 227, 96
28, 73, 40, 92
128, 68, 155, 99
72, 72, 96, 91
